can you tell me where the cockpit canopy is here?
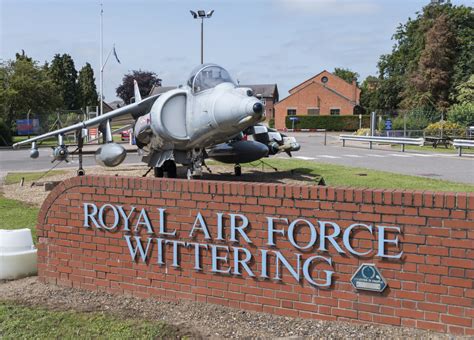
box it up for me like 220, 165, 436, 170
187, 64, 235, 93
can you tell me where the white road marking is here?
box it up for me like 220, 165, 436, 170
413, 154, 434, 157
319, 155, 341, 159
343, 154, 363, 158
389, 154, 413, 158
366, 154, 386, 158
295, 156, 316, 160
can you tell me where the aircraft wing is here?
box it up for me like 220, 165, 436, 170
12, 94, 160, 149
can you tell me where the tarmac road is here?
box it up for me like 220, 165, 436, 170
0, 132, 472, 184
0, 145, 143, 174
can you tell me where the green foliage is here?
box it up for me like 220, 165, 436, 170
116, 70, 161, 104
0, 54, 62, 132
0, 119, 12, 145
77, 62, 98, 109
285, 115, 370, 131
392, 108, 440, 130
268, 118, 275, 128
355, 128, 371, 136
374, 2, 473, 113
403, 14, 456, 112
0, 302, 179, 339
0, 52, 99, 133
455, 74, 474, 104
359, 76, 379, 114
424, 120, 465, 137
49, 53, 79, 110
447, 102, 474, 127
333, 67, 359, 85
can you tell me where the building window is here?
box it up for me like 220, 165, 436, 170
307, 108, 320, 116
330, 109, 340, 116
287, 109, 296, 116
321, 76, 328, 84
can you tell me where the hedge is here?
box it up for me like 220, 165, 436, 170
285, 115, 370, 131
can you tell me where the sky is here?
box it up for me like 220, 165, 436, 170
1, 0, 472, 102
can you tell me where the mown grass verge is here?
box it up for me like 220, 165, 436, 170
391, 144, 474, 154
238, 158, 474, 192
0, 302, 180, 339
4, 170, 66, 185
0, 195, 39, 242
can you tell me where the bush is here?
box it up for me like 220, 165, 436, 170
285, 115, 370, 131
268, 118, 275, 128
392, 108, 440, 131
424, 121, 465, 137
355, 128, 371, 136
0, 120, 12, 146
447, 103, 474, 127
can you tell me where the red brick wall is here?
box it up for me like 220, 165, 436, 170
275, 70, 361, 130
38, 176, 474, 335
289, 71, 360, 102
275, 82, 357, 129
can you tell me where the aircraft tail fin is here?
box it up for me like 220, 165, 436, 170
133, 80, 142, 102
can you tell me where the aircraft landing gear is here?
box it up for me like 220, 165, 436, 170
154, 160, 177, 178
234, 164, 242, 176
76, 131, 85, 176
187, 148, 205, 180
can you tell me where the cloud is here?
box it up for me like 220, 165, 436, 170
277, 0, 381, 16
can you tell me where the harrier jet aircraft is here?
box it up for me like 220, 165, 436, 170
13, 63, 300, 179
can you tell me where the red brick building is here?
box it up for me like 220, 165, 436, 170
275, 70, 361, 130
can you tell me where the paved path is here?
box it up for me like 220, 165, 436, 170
0, 133, 472, 184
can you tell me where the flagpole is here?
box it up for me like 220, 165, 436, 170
100, 3, 104, 117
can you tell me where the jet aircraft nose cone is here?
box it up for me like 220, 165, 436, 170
253, 102, 263, 114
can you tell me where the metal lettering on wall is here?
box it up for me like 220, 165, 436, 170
82, 202, 403, 289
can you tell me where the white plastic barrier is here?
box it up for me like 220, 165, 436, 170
0, 229, 37, 280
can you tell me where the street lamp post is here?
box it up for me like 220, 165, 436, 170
190, 10, 214, 64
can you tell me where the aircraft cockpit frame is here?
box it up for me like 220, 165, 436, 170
187, 63, 235, 94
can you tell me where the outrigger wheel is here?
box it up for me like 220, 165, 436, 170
234, 164, 242, 176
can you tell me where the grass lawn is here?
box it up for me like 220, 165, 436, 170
4, 170, 66, 185
12, 134, 126, 146
239, 158, 474, 192
0, 302, 179, 339
391, 144, 474, 154
12, 136, 67, 147
0, 195, 39, 242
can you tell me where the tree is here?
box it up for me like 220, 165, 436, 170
0, 53, 61, 132
333, 67, 359, 85
77, 63, 98, 110
455, 74, 474, 104
116, 70, 161, 104
447, 102, 474, 127
360, 76, 379, 113
447, 76, 474, 127
403, 14, 456, 112
374, 2, 473, 113
49, 53, 79, 110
